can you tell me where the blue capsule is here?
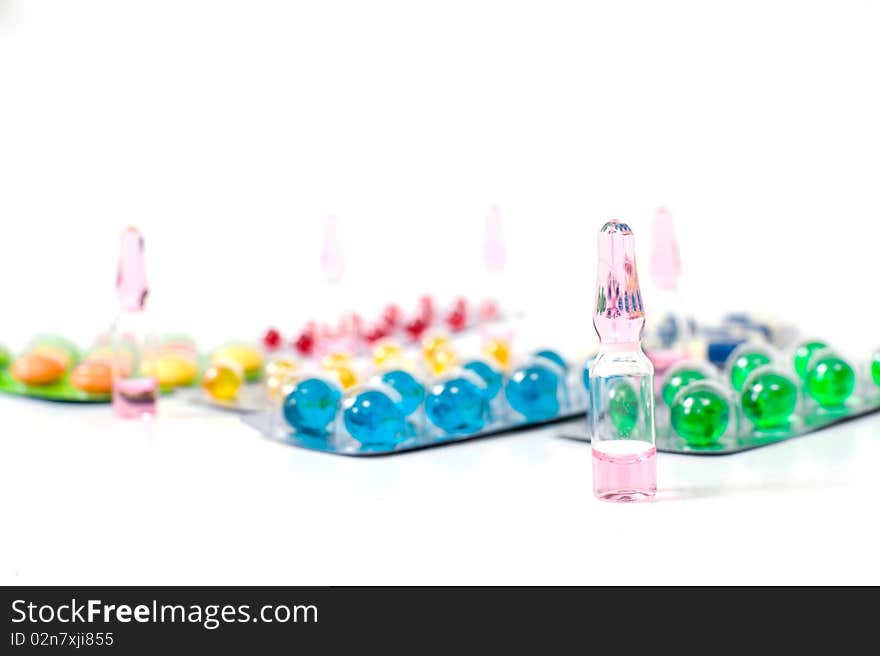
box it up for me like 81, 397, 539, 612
343, 389, 406, 446
534, 349, 568, 372
505, 363, 560, 421
655, 314, 680, 347
462, 360, 502, 399
380, 369, 425, 415
283, 378, 341, 434
425, 376, 486, 435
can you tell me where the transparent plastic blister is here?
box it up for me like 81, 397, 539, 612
563, 337, 880, 455
242, 349, 589, 456
460, 358, 505, 422
666, 379, 742, 452
866, 347, 880, 406
656, 338, 880, 453
506, 355, 569, 423
656, 358, 720, 426
800, 347, 860, 422
737, 363, 804, 436
724, 341, 780, 393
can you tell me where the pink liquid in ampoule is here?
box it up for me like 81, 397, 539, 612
592, 441, 657, 501
113, 378, 158, 419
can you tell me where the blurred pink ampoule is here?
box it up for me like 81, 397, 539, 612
479, 205, 509, 331
646, 207, 690, 373
112, 227, 158, 419
589, 221, 656, 501
315, 215, 357, 357
650, 207, 681, 292
484, 205, 506, 276
321, 214, 345, 285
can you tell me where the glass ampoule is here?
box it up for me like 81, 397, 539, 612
112, 227, 158, 419
589, 221, 656, 501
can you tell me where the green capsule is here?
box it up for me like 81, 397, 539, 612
0, 345, 11, 369
805, 355, 854, 408
670, 387, 730, 447
608, 379, 639, 437
741, 371, 798, 429
793, 340, 828, 380
662, 368, 708, 407
872, 353, 880, 388
730, 351, 771, 391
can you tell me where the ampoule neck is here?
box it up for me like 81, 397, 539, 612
598, 341, 643, 353
114, 308, 147, 326
116, 226, 149, 313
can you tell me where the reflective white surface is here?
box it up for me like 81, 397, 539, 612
2, 393, 879, 584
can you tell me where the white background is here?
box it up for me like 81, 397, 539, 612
1, 1, 880, 585
1, 0, 879, 348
